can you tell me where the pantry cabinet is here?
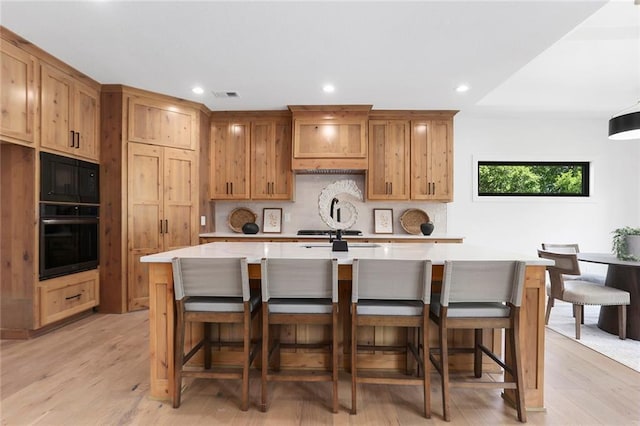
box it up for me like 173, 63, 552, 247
0, 37, 37, 146
127, 143, 197, 310
40, 62, 99, 161
100, 85, 203, 313
367, 120, 410, 200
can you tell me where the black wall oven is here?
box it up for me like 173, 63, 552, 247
39, 204, 99, 280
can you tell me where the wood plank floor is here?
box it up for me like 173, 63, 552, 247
1, 311, 639, 425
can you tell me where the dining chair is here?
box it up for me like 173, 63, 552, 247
260, 258, 339, 413
350, 258, 432, 418
429, 260, 527, 423
538, 250, 630, 339
540, 243, 605, 284
171, 257, 261, 410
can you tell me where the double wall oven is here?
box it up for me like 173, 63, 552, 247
39, 152, 100, 280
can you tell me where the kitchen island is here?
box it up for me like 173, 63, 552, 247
141, 242, 550, 410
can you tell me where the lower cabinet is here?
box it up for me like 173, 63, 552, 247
38, 269, 99, 327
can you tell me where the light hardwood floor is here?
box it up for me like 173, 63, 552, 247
1, 311, 639, 425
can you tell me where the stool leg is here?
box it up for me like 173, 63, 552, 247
261, 304, 269, 412
422, 310, 431, 419
511, 309, 526, 423
439, 312, 451, 422
332, 304, 339, 413
474, 328, 482, 378
351, 304, 357, 415
241, 308, 250, 411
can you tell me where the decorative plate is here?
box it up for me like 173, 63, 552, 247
228, 207, 257, 233
399, 208, 430, 235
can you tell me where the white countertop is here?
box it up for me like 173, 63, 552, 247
199, 232, 462, 241
141, 241, 551, 266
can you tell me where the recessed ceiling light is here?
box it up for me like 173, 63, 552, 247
455, 84, 470, 93
323, 84, 335, 93
192, 86, 204, 95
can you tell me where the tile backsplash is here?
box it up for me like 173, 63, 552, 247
213, 174, 447, 235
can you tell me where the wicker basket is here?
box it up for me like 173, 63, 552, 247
399, 208, 430, 235
228, 207, 257, 233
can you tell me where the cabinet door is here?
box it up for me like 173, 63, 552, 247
210, 121, 250, 199
41, 63, 74, 154
163, 147, 198, 251
251, 120, 292, 200
128, 143, 163, 311
0, 40, 36, 145
367, 120, 410, 200
410, 120, 453, 201
73, 82, 100, 161
128, 96, 197, 150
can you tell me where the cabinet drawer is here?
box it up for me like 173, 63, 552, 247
38, 269, 99, 326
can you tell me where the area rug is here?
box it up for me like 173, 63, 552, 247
546, 300, 640, 372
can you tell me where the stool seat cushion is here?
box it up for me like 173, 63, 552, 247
186, 292, 261, 313
357, 299, 423, 316
268, 298, 333, 314
430, 300, 510, 318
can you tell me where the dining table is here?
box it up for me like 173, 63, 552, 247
577, 253, 640, 340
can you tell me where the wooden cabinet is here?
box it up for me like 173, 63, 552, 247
251, 119, 293, 200
0, 38, 37, 146
40, 62, 99, 161
290, 105, 371, 171
38, 269, 99, 327
128, 95, 198, 150
367, 120, 410, 200
100, 85, 203, 313
127, 143, 198, 310
410, 120, 453, 201
210, 120, 251, 199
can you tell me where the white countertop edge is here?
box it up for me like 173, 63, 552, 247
199, 232, 463, 240
142, 241, 551, 266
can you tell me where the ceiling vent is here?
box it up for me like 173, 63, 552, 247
213, 91, 240, 98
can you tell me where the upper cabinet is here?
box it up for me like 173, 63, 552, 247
289, 105, 371, 171
367, 120, 410, 200
40, 62, 100, 161
251, 118, 293, 200
210, 120, 251, 200
410, 119, 454, 201
128, 95, 198, 150
0, 38, 37, 146
210, 113, 293, 201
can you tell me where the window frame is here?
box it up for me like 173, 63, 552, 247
472, 156, 595, 202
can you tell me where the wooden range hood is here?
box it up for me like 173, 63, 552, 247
289, 105, 372, 172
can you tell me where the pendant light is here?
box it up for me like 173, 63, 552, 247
608, 101, 640, 140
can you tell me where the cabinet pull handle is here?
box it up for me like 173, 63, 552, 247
432, 183, 435, 195
428, 182, 432, 195
75, 131, 80, 148
65, 294, 82, 301
389, 182, 392, 194
164, 219, 168, 234
230, 182, 233, 195
69, 131, 75, 147
159, 219, 164, 234
226, 182, 229, 195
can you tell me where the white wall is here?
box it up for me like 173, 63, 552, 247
448, 112, 640, 270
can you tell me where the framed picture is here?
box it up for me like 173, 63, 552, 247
373, 208, 393, 234
262, 208, 282, 233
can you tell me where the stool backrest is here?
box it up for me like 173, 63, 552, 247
440, 260, 526, 307
172, 257, 250, 301
261, 258, 338, 302
351, 259, 432, 303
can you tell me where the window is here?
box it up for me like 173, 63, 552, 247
478, 161, 590, 197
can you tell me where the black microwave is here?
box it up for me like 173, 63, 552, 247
40, 152, 99, 204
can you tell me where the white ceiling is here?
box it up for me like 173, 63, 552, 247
1, 1, 638, 118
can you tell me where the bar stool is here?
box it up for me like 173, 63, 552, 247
350, 258, 432, 418
171, 257, 261, 410
429, 260, 527, 422
260, 258, 339, 413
